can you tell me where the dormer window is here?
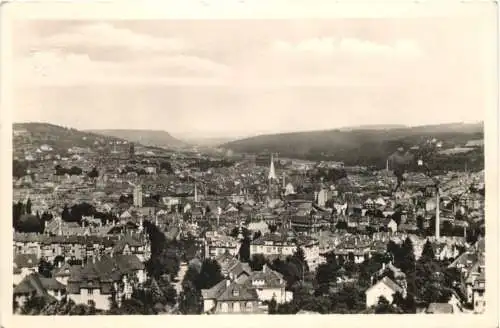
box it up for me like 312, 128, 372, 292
233, 289, 240, 297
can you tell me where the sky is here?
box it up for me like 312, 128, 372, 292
11, 15, 495, 139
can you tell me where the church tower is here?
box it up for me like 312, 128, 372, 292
268, 154, 277, 199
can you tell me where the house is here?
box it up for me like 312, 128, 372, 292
13, 233, 43, 258
201, 279, 260, 314
13, 254, 40, 286
373, 262, 407, 291
13, 273, 66, 309
215, 252, 252, 282
66, 254, 146, 310
365, 276, 405, 308
243, 264, 292, 304
205, 232, 240, 259
112, 234, 150, 262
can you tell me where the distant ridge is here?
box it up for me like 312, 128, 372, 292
87, 129, 187, 149
13, 122, 132, 155
221, 122, 484, 167
337, 124, 407, 132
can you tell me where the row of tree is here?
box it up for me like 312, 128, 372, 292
13, 200, 53, 233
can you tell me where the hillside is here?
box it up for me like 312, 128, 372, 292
88, 129, 187, 149
222, 122, 484, 170
13, 122, 129, 158
337, 124, 407, 132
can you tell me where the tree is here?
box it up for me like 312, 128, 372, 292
26, 198, 32, 215
249, 254, 267, 271
16, 214, 43, 233
21, 295, 48, 315
392, 211, 402, 226
374, 296, 402, 314
13, 160, 28, 178
164, 284, 178, 307
335, 220, 348, 230
398, 237, 416, 275
179, 267, 203, 315
421, 240, 435, 262
144, 220, 181, 280
315, 262, 339, 295
61, 205, 72, 222
267, 297, 278, 314
239, 237, 251, 262
416, 215, 425, 231
293, 246, 309, 272
196, 259, 224, 290
38, 258, 53, 278
87, 167, 99, 178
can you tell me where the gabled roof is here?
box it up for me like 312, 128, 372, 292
245, 266, 285, 289
366, 276, 404, 295
14, 273, 65, 297
53, 262, 73, 277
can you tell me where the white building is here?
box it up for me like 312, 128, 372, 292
365, 276, 406, 308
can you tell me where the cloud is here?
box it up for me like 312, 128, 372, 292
14, 49, 232, 86
37, 22, 188, 55
14, 22, 232, 86
272, 37, 423, 59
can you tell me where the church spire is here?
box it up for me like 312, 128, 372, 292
268, 153, 277, 181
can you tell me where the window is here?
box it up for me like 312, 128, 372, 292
88, 288, 94, 295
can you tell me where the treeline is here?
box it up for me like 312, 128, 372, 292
61, 202, 117, 224
188, 159, 234, 171
54, 165, 83, 176
13, 199, 53, 233
13, 160, 30, 178
224, 125, 484, 171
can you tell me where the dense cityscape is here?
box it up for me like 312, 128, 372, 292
12, 122, 485, 315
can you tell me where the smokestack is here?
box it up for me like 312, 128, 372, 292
435, 188, 440, 240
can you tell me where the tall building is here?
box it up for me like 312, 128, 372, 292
268, 154, 277, 181
129, 143, 135, 159
133, 185, 143, 207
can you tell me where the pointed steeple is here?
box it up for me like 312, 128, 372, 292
268, 154, 277, 181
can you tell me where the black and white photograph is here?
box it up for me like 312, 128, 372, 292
1, 0, 497, 323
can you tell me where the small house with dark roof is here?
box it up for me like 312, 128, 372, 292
14, 272, 66, 309
13, 254, 39, 286
201, 279, 260, 314
66, 254, 146, 310
243, 264, 292, 304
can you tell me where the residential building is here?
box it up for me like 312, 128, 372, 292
14, 273, 66, 309
365, 276, 406, 308
201, 279, 260, 314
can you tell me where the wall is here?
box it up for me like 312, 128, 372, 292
366, 283, 394, 308
255, 287, 292, 304
68, 288, 111, 311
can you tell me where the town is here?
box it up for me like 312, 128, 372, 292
12, 123, 485, 315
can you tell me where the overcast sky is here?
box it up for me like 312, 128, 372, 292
11, 16, 494, 139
